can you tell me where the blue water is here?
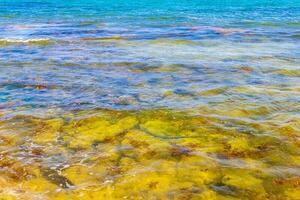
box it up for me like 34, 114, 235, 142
0, 0, 300, 116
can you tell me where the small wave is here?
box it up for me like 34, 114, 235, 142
81, 37, 127, 42
0, 38, 53, 46
149, 38, 198, 46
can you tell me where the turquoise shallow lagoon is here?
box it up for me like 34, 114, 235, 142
0, 0, 300, 199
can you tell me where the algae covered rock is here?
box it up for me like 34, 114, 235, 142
63, 116, 138, 149
221, 170, 267, 199
1, 108, 300, 199
32, 118, 64, 144
62, 165, 98, 186
21, 177, 58, 192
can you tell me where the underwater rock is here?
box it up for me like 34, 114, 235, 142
62, 165, 98, 186
198, 87, 228, 96
221, 171, 266, 199
140, 119, 200, 139
41, 168, 73, 189
0, 108, 300, 199
285, 188, 300, 200
227, 137, 250, 152
63, 116, 138, 149
113, 96, 137, 106
22, 177, 58, 192
32, 118, 64, 144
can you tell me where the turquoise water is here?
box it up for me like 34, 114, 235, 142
1, 0, 300, 115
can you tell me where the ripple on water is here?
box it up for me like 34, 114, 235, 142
1, 0, 300, 199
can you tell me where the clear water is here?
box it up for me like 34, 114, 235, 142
1, 0, 300, 114
0, 0, 300, 199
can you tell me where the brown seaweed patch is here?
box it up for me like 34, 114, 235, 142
0, 156, 29, 181
1, 81, 58, 90
41, 168, 73, 188
236, 66, 255, 73
170, 144, 192, 159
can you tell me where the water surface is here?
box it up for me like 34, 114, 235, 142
0, 0, 300, 199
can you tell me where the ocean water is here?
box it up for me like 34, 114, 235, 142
0, 0, 300, 199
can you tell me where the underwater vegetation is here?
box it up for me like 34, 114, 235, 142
1, 0, 300, 199
0, 108, 300, 199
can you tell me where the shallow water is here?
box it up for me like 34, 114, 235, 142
0, 0, 300, 199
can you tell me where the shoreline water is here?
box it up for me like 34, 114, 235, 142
1, 0, 300, 199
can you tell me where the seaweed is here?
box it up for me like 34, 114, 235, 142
41, 168, 73, 189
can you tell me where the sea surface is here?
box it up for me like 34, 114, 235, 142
0, 0, 300, 199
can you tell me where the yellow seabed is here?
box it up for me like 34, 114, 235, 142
0, 108, 299, 199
